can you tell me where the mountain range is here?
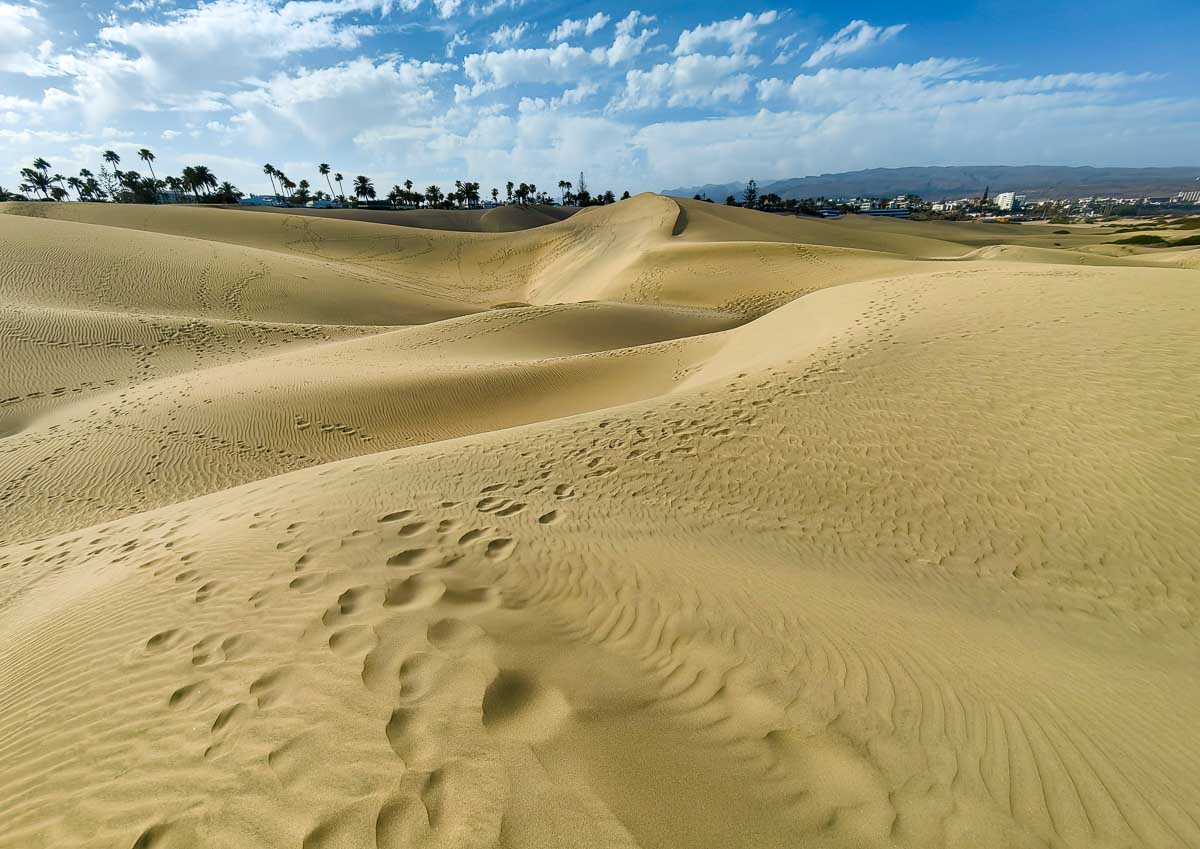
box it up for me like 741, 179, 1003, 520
663, 166, 1200, 202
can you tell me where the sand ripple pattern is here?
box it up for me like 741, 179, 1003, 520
1, 196, 1198, 849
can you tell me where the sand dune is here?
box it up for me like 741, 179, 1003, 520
1, 195, 1198, 849
220, 202, 577, 233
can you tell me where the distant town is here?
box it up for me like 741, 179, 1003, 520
694, 179, 1200, 222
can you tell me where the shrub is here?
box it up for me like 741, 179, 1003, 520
1110, 234, 1169, 246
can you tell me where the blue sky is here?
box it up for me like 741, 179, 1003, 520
2, 0, 1198, 196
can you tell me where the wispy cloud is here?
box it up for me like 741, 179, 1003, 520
489, 21, 529, 46
804, 19, 905, 68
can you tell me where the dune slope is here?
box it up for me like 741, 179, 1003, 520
1, 196, 1198, 849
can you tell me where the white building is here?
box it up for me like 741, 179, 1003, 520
995, 191, 1023, 211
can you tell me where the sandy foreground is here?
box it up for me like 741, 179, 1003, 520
0, 195, 1197, 849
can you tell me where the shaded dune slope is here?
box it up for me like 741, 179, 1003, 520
1, 195, 1198, 849
220, 202, 576, 233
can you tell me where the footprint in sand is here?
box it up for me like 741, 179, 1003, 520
481, 669, 570, 744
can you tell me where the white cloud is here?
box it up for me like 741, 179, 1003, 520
357, 100, 648, 195
445, 31, 469, 57
161, 129, 181, 139
615, 10, 653, 38
0, 93, 37, 112
489, 22, 529, 47
0, 3, 58, 75
11, 0, 402, 126
116, 0, 174, 10
98, 0, 387, 75
637, 64, 1188, 189
804, 19, 906, 67
460, 14, 657, 100
611, 52, 756, 110
674, 11, 776, 56
0, 2, 38, 44
755, 59, 1152, 111
518, 81, 599, 111
772, 33, 806, 65
461, 42, 594, 98
229, 56, 451, 142
593, 10, 655, 66
547, 12, 609, 42
468, 0, 522, 16
553, 81, 598, 107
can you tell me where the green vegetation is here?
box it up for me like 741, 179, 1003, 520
1171, 234, 1200, 247
1052, 229, 1071, 234
1110, 234, 1169, 246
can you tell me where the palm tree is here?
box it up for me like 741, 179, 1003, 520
67, 176, 83, 201
263, 164, 279, 198
20, 168, 51, 198
137, 149, 157, 181
103, 150, 120, 169
181, 166, 198, 201
182, 165, 217, 202
50, 186, 67, 201
335, 172, 345, 200
215, 181, 242, 203
198, 166, 217, 197
295, 179, 311, 202
491, 188, 499, 204
353, 175, 375, 202
32, 157, 50, 174
506, 181, 514, 203
424, 184, 443, 207
52, 174, 68, 196
280, 176, 296, 202
0, 185, 19, 201
458, 181, 480, 208
137, 149, 158, 200
388, 185, 403, 209
78, 170, 100, 200
319, 163, 335, 198
404, 179, 413, 192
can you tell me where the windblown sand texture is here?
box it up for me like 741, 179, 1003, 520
1, 195, 1198, 849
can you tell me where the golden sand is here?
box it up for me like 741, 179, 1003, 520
1, 195, 1197, 848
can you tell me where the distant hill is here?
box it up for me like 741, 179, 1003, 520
664, 166, 1200, 202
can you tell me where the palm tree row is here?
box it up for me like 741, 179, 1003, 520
253, 162, 630, 210
9, 154, 629, 210
9, 151, 242, 205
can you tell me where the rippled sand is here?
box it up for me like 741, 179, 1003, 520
1, 196, 1198, 849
